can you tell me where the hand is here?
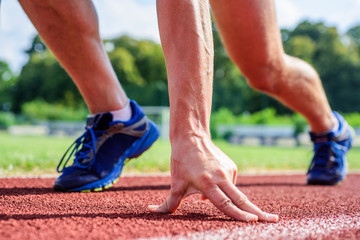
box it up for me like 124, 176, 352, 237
148, 136, 279, 222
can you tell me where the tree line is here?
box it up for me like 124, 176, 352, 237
0, 20, 360, 119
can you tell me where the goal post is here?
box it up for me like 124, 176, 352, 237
142, 106, 169, 140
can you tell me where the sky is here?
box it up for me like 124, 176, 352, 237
1, 0, 360, 73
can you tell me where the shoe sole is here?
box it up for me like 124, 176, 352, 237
60, 120, 159, 192
307, 176, 345, 186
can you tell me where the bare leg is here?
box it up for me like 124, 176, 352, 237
210, 0, 336, 132
18, 0, 128, 114
151, 0, 278, 222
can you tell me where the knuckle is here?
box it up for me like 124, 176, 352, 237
199, 173, 213, 187
170, 185, 184, 197
162, 201, 171, 212
230, 161, 237, 170
170, 190, 183, 199
216, 169, 228, 179
219, 198, 233, 209
236, 194, 248, 206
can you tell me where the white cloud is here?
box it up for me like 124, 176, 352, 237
276, 0, 360, 32
0, 1, 37, 72
94, 0, 159, 42
275, 0, 303, 28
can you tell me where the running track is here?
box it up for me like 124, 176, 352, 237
0, 174, 359, 239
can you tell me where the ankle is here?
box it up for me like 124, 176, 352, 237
111, 100, 132, 121
88, 99, 132, 122
310, 113, 338, 134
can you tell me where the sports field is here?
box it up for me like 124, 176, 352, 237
1, 133, 360, 175
1, 133, 360, 239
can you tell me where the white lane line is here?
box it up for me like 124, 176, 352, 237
139, 214, 360, 240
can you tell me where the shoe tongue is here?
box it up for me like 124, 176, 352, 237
86, 113, 113, 130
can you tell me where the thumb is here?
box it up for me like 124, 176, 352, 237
148, 189, 184, 213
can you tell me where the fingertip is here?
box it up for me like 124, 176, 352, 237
148, 205, 160, 213
245, 214, 258, 222
267, 213, 279, 222
260, 213, 279, 222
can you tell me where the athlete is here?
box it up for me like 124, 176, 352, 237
17, 0, 352, 222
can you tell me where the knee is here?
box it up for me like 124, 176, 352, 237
47, 1, 99, 37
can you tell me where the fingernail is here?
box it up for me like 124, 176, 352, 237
265, 213, 279, 222
246, 214, 258, 222
148, 205, 159, 212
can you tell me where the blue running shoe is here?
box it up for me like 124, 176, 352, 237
307, 111, 353, 185
54, 100, 159, 192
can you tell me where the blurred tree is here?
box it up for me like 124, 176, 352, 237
347, 25, 360, 56
12, 22, 360, 117
347, 25, 360, 46
109, 47, 145, 86
0, 60, 16, 111
13, 36, 83, 112
25, 35, 47, 55
284, 35, 316, 64
14, 35, 170, 113
106, 36, 169, 106
108, 36, 167, 84
284, 21, 360, 112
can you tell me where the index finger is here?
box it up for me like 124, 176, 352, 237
219, 180, 279, 222
203, 185, 258, 222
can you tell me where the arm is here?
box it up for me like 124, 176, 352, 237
151, 0, 278, 222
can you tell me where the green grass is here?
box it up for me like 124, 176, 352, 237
216, 141, 360, 172
0, 132, 359, 176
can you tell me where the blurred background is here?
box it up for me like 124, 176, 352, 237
0, 0, 360, 175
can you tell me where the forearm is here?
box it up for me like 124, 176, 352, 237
157, 0, 214, 142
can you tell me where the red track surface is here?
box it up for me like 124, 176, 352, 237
0, 174, 359, 239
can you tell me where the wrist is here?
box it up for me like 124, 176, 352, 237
169, 105, 211, 143
169, 126, 211, 148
